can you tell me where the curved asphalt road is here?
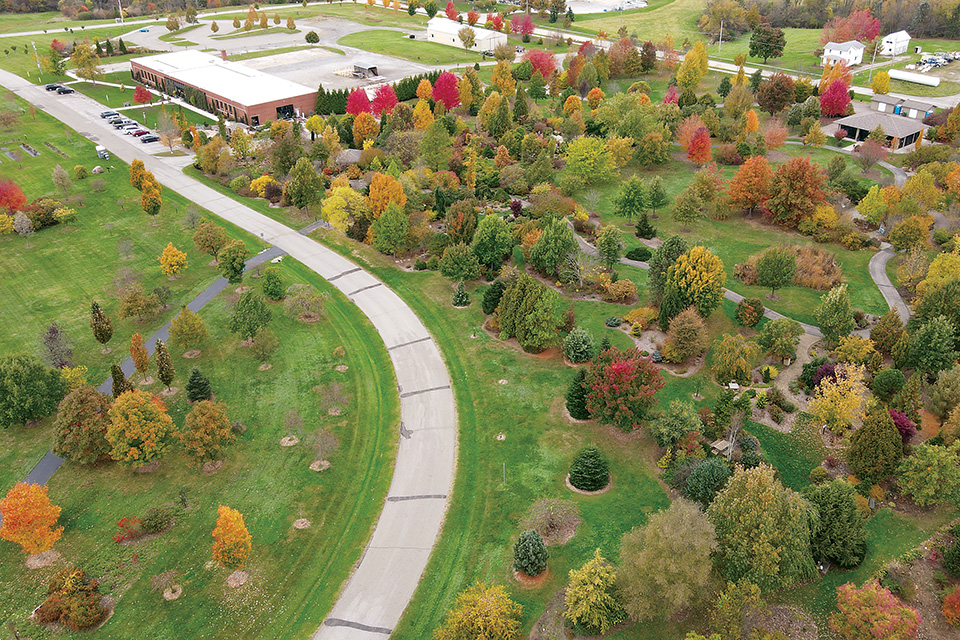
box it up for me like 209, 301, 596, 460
0, 68, 456, 640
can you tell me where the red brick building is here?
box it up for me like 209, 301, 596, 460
131, 50, 316, 126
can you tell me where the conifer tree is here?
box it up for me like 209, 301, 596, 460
566, 368, 590, 419
513, 529, 549, 577
155, 339, 175, 390
110, 364, 133, 399
569, 446, 609, 491
186, 367, 212, 402
90, 301, 113, 352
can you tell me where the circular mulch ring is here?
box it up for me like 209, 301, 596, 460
513, 568, 550, 589
565, 474, 612, 496
136, 461, 161, 474
310, 459, 331, 472
293, 518, 311, 530
183, 350, 201, 359
498, 379, 508, 385
280, 436, 300, 447
138, 375, 155, 386
202, 460, 223, 475
328, 408, 341, 416
159, 386, 179, 397
226, 570, 248, 588
162, 585, 182, 601
335, 365, 349, 372
496, 433, 506, 441
25, 549, 61, 569
258, 363, 273, 371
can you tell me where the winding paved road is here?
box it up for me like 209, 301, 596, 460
0, 68, 457, 640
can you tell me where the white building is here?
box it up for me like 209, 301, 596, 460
425, 17, 507, 52
821, 40, 865, 67
880, 30, 911, 56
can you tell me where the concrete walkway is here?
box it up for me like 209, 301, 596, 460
0, 68, 457, 640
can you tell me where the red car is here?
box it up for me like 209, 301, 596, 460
131, 130, 150, 137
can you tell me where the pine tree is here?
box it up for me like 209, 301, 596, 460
569, 446, 610, 491
155, 339, 174, 389
110, 364, 133, 399
452, 282, 470, 307
513, 83, 528, 122
90, 301, 113, 351
118, 38, 127, 54
598, 335, 612, 353
635, 213, 656, 239
186, 367, 212, 402
566, 368, 590, 419
513, 529, 549, 577
848, 406, 902, 487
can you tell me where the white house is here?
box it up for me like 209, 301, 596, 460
425, 17, 507, 52
880, 30, 911, 56
821, 40, 865, 66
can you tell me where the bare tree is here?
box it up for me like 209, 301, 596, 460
307, 428, 339, 462
13, 211, 32, 246
284, 409, 305, 439
52, 163, 71, 196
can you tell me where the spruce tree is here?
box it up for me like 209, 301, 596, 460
634, 213, 656, 239
110, 364, 133, 399
118, 38, 126, 54
566, 368, 590, 419
513, 529, 549, 577
513, 84, 529, 122
186, 367, 212, 402
848, 406, 902, 488
90, 301, 113, 351
598, 335, 611, 354
569, 446, 610, 491
155, 339, 175, 389
481, 280, 506, 315
452, 282, 471, 307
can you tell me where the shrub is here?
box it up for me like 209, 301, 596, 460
872, 368, 905, 402
735, 298, 764, 327
568, 446, 609, 491
113, 516, 144, 543
684, 457, 730, 506
604, 316, 622, 327
624, 307, 657, 328
944, 541, 960, 577
73, 165, 87, 180
809, 466, 830, 484
563, 327, 595, 363
714, 143, 743, 166
142, 504, 175, 534
600, 278, 638, 303
943, 585, 960, 626
625, 246, 652, 262
481, 279, 507, 315
513, 529, 549, 577
230, 175, 250, 193
521, 498, 581, 544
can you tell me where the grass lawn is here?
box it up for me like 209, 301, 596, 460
0, 25, 132, 82
707, 28, 823, 77
0, 11, 105, 35
574, 0, 702, 44
0, 89, 247, 385
0, 255, 399, 639
212, 26, 299, 41
130, 103, 216, 127
102, 70, 135, 85
746, 415, 826, 491
158, 23, 202, 42
228, 44, 315, 61
338, 29, 483, 65
71, 80, 136, 108
204, 4, 427, 29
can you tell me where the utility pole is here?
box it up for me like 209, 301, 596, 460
117, 0, 124, 23
30, 41, 40, 75
868, 41, 879, 82
718, 19, 723, 57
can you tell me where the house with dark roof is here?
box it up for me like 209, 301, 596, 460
834, 111, 925, 149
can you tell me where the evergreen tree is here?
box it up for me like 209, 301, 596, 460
848, 406, 902, 487
513, 530, 549, 577
634, 213, 656, 239
186, 367, 212, 402
155, 339, 175, 389
118, 38, 127, 54
569, 446, 610, 491
649, 235, 689, 305
513, 83, 528, 122
90, 301, 113, 351
566, 368, 590, 419
802, 479, 866, 568
452, 282, 471, 307
110, 364, 133, 399
598, 335, 611, 353
481, 280, 507, 315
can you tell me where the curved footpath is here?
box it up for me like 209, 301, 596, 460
0, 68, 456, 640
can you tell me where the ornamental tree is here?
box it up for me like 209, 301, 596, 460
129, 333, 150, 382
897, 441, 960, 507
757, 317, 804, 362
193, 220, 230, 261
141, 181, 162, 218
564, 549, 624, 634
749, 22, 785, 63
367, 172, 406, 218
767, 157, 827, 227
728, 156, 774, 215
687, 127, 712, 164
829, 581, 919, 640
434, 583, 522, 640
595, 225, 624, 268
107, 390, 172, 467
133, 84, 152, 104
53, 385, 112, 465
530, 217, 576, 276
0, 483, 63, 554
707, 465, 818, 592
513, 530, 548, 577
613, 175, 646, 219
756, 73, 794, 115
685, 458, 731, 507
371, 201, 408, 256
471, 214, 513, 270
439, 243, 481, 282
815, 284, 855, 345
229, 291, 272, 342
848, 405, 902, 486
212, 505, 252, 570
155, 339, 175, 390
0, 353, 66, 427
649, 399, 700, 449
756, 245, 796, 298
180, 400, 234, 465
568, 446, 610, 491
618, 499, 716, 621
218, 240, 249, 285
664, 245, 726, 320
89, 301, 113, 351
371, 84, 398, 116
931, 365, 960, 420
432, 71, 460, 109
711, 334, 760, 385
820, 79, 851, 117
802, 479, 866, 568
169, 306, 208, 351
585, 348, 664, 430
345, 88, 371, 115
809, 364, 867, 436
909, 316, 958, 377
663, 307, 708, 364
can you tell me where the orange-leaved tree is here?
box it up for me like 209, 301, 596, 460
728, 155, 774, 216
129, 333, 150, 382
366, 172, 406, 219
212, 505, 251, 569
130, 158, 146, 190
106, 390, 172, 467
687, 127, 712, 164
0, 482, 64, 554
179, 400, 234, 465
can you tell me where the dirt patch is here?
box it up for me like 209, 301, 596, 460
202, 460, 223, 475
513, 568, 550, 589
298, 312, 322, 323
162, 585, 182, 601
918, 409, 941, 441
238, 338, 255, 347
183, 349, 201, 359
226, 570, 248, 588
280, 436, 299, 447
138, 375, 155, 386
26, 549, 61, 569
258, 363, 273, 371
751, 406, 797, 434
530, 589, 569, 640
293, 518, 311, 530
135, 460, 161, 474
335, 365, 349, 372
309, 459, 330, 472
159, 386, 179, 397
745, 605, 818, 640
565, 474, 612, 495
327, 408, 341, 416
234, 286, 247, 294
563, 405, 594, 424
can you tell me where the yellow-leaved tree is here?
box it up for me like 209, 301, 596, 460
212, 505, 251, 570
413, 99, 434, 131
809, 364, 867, 436
744, 108, 759, 134
106, 390, 172, 467
434, 582, 522, 640
415, 78, 433, 100
0, 482, 63, 554
666, 245, 727, 319
159, 242, 187, 277
367, 173, 406, 219
563, 549, 624, 634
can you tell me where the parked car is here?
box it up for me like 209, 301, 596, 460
45, 84, 61, 91
95, 145, 109, 160
121, 124, 141, 133
56, 87, 75, 94
100, 110, 119, 119
107, 116, 125, 125
139, 27, 149, 32
113, 119, 135, 129
131, 129, 150, 137
140, 134, 160, 143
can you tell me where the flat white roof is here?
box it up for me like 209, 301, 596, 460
132, 50, 315, 106
824, 40, 865, 52
426, 16, 505, 41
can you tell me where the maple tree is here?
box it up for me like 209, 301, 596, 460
129, 158, 146, 190
676, 114, 706, 151
820, 9, 880, 46
585, 347, 664, 431
169, 306, 208, 351
371, 83, 398, 116
0, 179, 27, 211
218, 240, 249, 285
756, 72, 795, 115
0, 482, 63, 554
345, 88, 371, 115
133, 84, 152, 104
159, 242, 187, 277
179, 400, 234, 465
107, 390, 172, 467
687, 127, 711, 164
727, 156, 773, 215
524, 49, 556, 77
367, 172, 407, 219
212, 505, 252, 570
53, 385, 112, 464
830, 581, 919, 640
432, 71, 460, 109
129, 333, 150, 382
141, 180, 162, 218
416, 78, 433, 100
767, 157, 827, 227
820, 79, 851, 117
352, 111, 379, 147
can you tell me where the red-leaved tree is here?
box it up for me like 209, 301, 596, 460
820, 9, 881, 46
829, 581, 919, 640
372, 84, 398, 117
513, 13, 534, 36
487, 13, 504, 31
820, 80, 851, 117
687, 127, 712, 164
662, 85, 678, 105
0, 179, 27, 211
676, 114, 706, 151
767, 157, 827, 227
585, 347, 665, 431
133, 85, 153, 104
524, 49, 556, 78
445, 1, 458, 21
346, 88, 372, 115
466, 10, 478, 25
432, 71, 461, 109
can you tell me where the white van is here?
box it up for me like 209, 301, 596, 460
95, 145, 109, 160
